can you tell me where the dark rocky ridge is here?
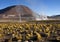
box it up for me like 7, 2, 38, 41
47, 15, 60, 20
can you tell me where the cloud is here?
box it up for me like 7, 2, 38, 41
25, 0, 47, 15
25, 0, 38, 6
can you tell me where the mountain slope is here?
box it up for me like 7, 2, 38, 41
0, 5, 35, 22
0, 5, 33, 16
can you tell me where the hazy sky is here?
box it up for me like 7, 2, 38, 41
0, 0, 60, 16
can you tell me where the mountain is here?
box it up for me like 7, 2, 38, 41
0, 5, 60, 22
0, 5, 35, 22
0, 5, 33, 15
47, 15, 60, 20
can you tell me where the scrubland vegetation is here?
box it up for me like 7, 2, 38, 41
0, 21, 60, 42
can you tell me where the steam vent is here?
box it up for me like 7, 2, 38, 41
0, 5, 35, 22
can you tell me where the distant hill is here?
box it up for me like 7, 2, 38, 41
47, 15, 60, 20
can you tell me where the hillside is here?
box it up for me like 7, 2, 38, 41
0, 5, 35, 22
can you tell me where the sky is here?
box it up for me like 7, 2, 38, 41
0, 0, 60, 16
